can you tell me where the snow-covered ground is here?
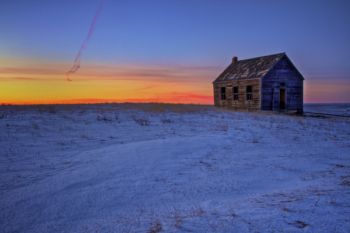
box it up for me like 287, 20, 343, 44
0, 104, 349, 233
305, 103, 350, 116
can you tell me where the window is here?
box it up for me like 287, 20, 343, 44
233, 86, 239, 100
246, 85, 252, 100
220, 87, 226, 100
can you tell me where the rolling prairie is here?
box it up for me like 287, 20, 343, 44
1, 104, 349, 232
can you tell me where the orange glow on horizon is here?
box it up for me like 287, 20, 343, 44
1, 58, 349, 105
0, 95, 213, 105
0, 59, 216, 105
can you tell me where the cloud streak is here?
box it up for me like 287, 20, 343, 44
1, 63, 220, 82
65, 0, 104, 81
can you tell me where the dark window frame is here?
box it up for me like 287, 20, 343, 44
246, 85, 253, 100
233, 86, 239, 100
220, 87, 226, 100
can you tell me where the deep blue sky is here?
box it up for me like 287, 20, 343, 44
1, 0, 350, 103
1, 0, 349, 68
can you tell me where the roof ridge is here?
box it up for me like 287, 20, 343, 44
237, 52, 285, 62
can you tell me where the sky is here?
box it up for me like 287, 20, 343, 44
0, 0, 350, 104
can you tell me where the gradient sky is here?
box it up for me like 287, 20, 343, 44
1, 0, 350, 104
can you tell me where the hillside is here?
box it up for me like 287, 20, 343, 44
0, 104, 349, 232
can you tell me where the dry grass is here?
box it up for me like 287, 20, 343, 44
120, 103, 213, 113
37, 106, 57, 114
147, 220, 162, 233
96, 114, 112, 122
133, 116, 151, 126
31, 122, 39, 130
288, 220, 309, 229
174, 213, 183, 229
251, 138, 260, 143
160, 118, 172, 124
214, 123, 229, 132
189, 206, 206, 217
340, 176, 350, 186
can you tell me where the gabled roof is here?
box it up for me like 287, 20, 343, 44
213, 52, 287, 83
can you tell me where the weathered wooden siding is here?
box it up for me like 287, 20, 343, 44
213, 79, 260, 110
261, 57, 303, 113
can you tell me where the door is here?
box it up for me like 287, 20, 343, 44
279, 88, 286, 110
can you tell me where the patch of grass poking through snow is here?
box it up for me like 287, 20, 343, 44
189, 206, 206, 217
161, 118, 173, 124
31, 122, 39, 130
340, 176, 350, 186
214, 123, 229, 132
251, 138, 259, 143
288, 220, 309, 229
199, 160, 215, 171
148, 220, 162, 233
281, 207, 294, 213
173, 212, 183, 229
133, 116, 151, 126
0, 112, 6, 119
96, 113, 113, 122
80, 134, 90, 140
37, 106, 57, 114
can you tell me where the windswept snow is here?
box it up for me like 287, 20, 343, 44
305, 103, 350, 116
0, 104, 349, 232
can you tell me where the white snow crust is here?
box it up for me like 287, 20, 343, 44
1, 104, 349, 232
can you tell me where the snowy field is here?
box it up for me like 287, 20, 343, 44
304, 103, 350, 116
0, 103, 350, 233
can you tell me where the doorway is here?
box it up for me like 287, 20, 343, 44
279, 88, 286, 110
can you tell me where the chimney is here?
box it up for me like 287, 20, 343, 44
232, 56, 238, 64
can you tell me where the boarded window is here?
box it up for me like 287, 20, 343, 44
221, 87, 226, 100
233, 86, 239, 100
246, 85, 252, 100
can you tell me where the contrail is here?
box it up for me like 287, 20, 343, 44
66, 0, 104, 81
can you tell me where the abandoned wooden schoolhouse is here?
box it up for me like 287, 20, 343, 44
213, 53, 304, 113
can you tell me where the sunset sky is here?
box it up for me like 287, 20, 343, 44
1, 0, 350, 104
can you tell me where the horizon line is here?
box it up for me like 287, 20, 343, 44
1, 101, 350, 107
